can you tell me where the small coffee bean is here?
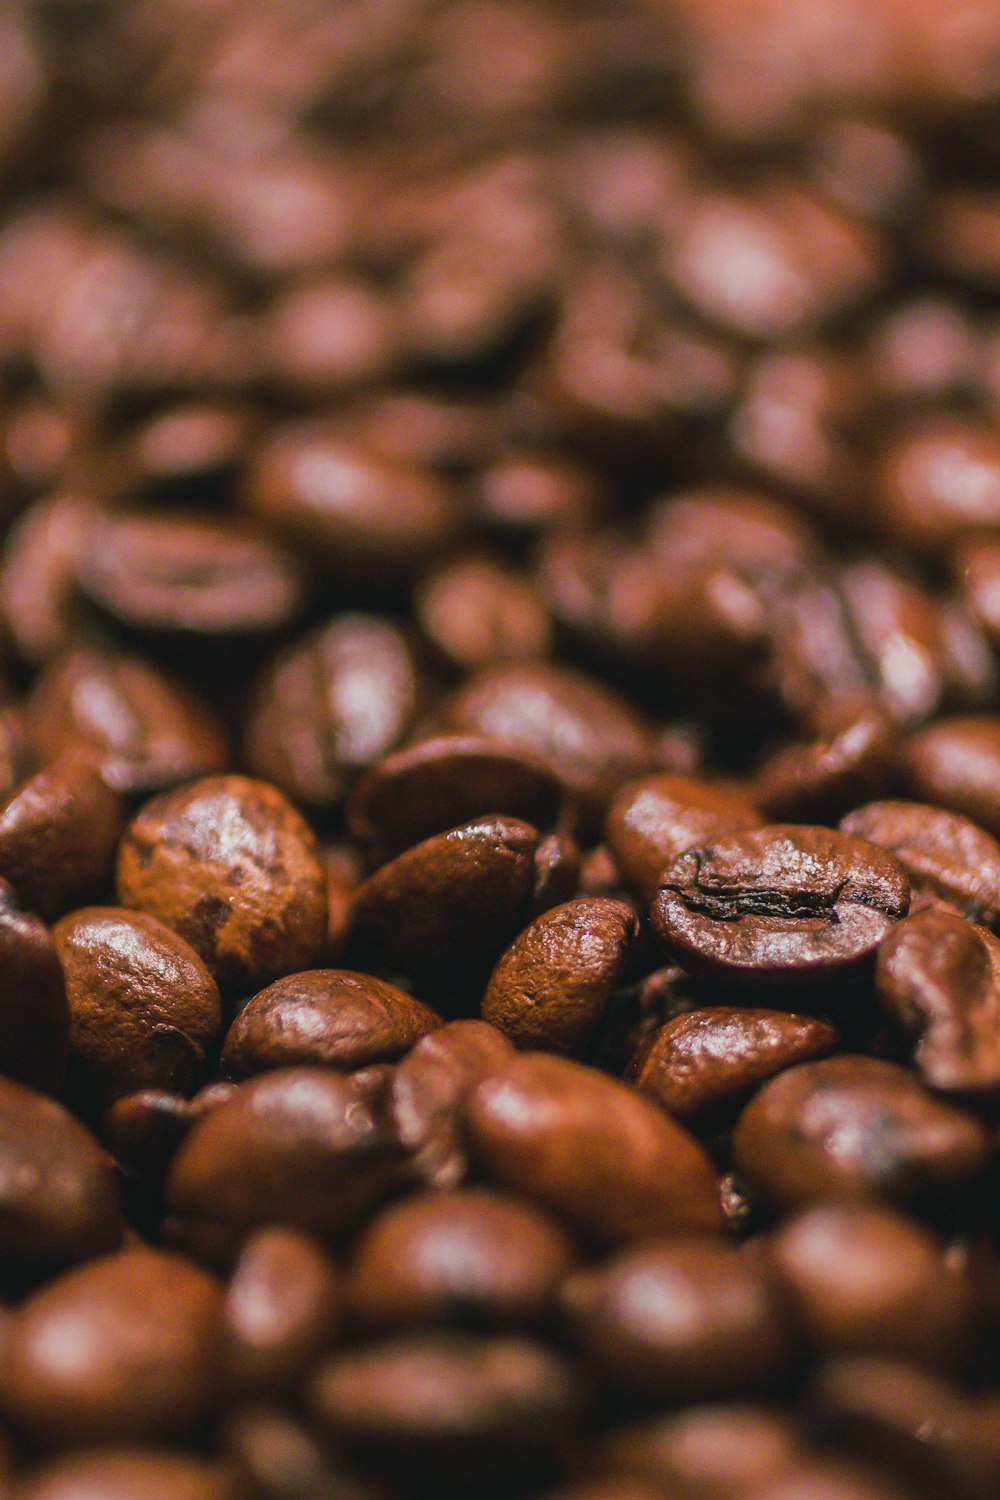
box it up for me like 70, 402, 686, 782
13, 1449, 235, 1500
116, 775, 327, 994
261, 276, 400, 395
222, 970, 441, 1078
221, 1407, 355, 1500
414, 555, 551, 671
631, 1008, 839, 1118
129, 400, 256, 497
732, 1056, 989, 1208
0, 493, 94, 666
901, 716, 1000, 839
345, 1188, 575, 1333
840, 799, 1000, 923
598, 1404, 804, 1497
0, 759, 123, 920
53, 907, 222, 1110
0, 881, 69, 1092
0, 1248, 223, 1446
482, 897, 637, 1055
652, 825, 910, 985
768, 1203, 970, 1371
606, 774, 763, 906
466, 1053, 723, 1244
101, 1091, 195, 1183
566, 1238, 792, 1402
751, 698, 896, 824
223, 1227, 340, 1397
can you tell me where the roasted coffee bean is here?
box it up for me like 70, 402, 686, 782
13, 1449, 235, 1500
0, 760, 122, 922
631, 1008, 839, 1118
768, 1203, 970, 1371
0, 881, 69, 1092
222, 970, 441, 1078
530, 833, 582, 917
467, 1053, 723, 1244
652, 825, 909, 985
597, 1404, 804, 1497
482, 898, 637, 1055
566, 1238, 792, 1402
742, 1460, 913, 1500
101, 1090, 195, 1183
415, 556, 551, 672
223, 1228, 340, 1397
840, 800, 1000, 924
0, 1249, 223, 1446
116, 776, 327, 994
535, 1483, 661, 1500
751, 699, 896, 824
732, 1056, 989, 1208
129, 401, 256, 498
245, 616, 420, 811
877, 417, 1000, 550
54, 907, 222, 1110
260, 276, 401, 395
348, 815, 538, 1002
901, 717, 1000, 839
0, 494, 95, 667
345, 1188, 575, 1333
221, 1406, 362, 1500
606, 774, 764, 906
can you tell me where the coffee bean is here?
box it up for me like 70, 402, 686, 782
0, 760, 123, 920
482, 898, 637, 1055
732, 1056, 989, 1208
466, 1053, 723, 1244
751, 699, 896, 824
877, 417, 1000, 550
116, 776, 327, 994
901, 717, 1000, 838
652, 825, 910, 985
261, 276, 401, 395
53, 907, 222, 1110
414, 555, 551, 672
597, 1404, 804, 1497
0, 494, 95, 666
223, 1227, 340, 1397
0, 881, 69, 1092
840, 799, 1000, 923
631, 1008, 839, 1118
101, 1090, 195, 1183
14, 1449, 235, 1500
130, 400, 256, 498
530, 833, 582, 917
742, 1459, 913, 1500
222, 970, 441, 1078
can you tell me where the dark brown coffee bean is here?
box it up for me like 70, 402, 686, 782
901, 717, 1000, 839
606, 774, 764, 906
632, 1007, 839, 1118
26, 649, 228, 795
53, 907, 222, 1110
652, 825, 910, 985
877, 417, 1000, 551
390, 1019, 515, 1190
467, 1053, 723, 1244
415, 555, 551, 671
345, 1188, 575, 1334
222, 970, 441, 1078
840, 799, 1000, 924
76, 511, 305, 639
875, 906, 1000, 1095
0, 881, 69, 1093
347, 736, 562, 861
245, 616, 420, 811
14, 1449, 235, 1500
0, 1248, 223, 1446
167, 1069, 398, 1252
530, 833, 582, 916
751, 698, 896, 824
598, 1404, 804, 1497
223, 1228, 340, 1397
101, 1090, 195, 1183
0, 759, 123, 921
222, 1406, 367, 1500
348, 815, 538, 1001
769, 1203, 969, 1371
566, 1238, 791, 1401
482, 898, 637, 1055
116, 776, 327, 994
0, 494, 95, 666
732, 1056, 989, 1208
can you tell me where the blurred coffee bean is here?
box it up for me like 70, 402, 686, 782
222, 1227, 340, 1397
840, 799, 1000, 924
0, 760, 123, 920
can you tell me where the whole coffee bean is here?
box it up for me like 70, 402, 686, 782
0, 1076, 121, 1277
530, 833, 582, 916
605, 774, 763, 906
414, 555, 551, 671
877, 417, 1000, 550
901, 717, 1000, 839
348, 815, 538, 1001
14, 1449, 235, 1500
440, 662, 656, 835
221, 1406, 366, 1500
261, 276, 400, 395
222, 970, 441, 1078
652, 825, 910, 985
0, 1248, 223, 1445
0, 881, 69, 1092
566, 1238, 791, 1402
317, 846, 360, 967
347, 736, 562, 861
768, 1203, 969, 1371
345, 1188, 575, 1333
875, 906, 1000, 1094
129, 400, 256, 498
101, 1090, 195, 1183
167, 1069, 399, 1252
840, 799, 1000, 924
732, 1056, 989, 1208
390, 1019, 515, 1189
466, 1053, 723, 1244
743, 1460, 913, 1500
482, 898, 637, 1055
751, 698, 896, 824
116, 775, 327, 994
599, 1404, 804, 1497
53, 907, 222, 1109
0, 759, 123, 921
631, 1008, 839, 1118
26, 649, 228, 796
223, 1228, 340, 1397
473, 452, 607, 536
0, 493, 94, 666
245, 616, 420, 810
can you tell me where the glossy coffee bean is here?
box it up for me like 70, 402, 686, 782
0, 760, 123, 920
652, 825, 909, 985
841, 799, 1000, 924
467, 1053, 723, 1245
222, 970, 441, 1077
53, 907, 221, 1110
346, 1188, 575, 1333
223, 1227, 340, 1396
13, 1449, 235, 1500
101, 1090, 195, 1183
0, 1249, 223, 1445
732, 1056, 989, 1208
901, 717, 1000, 839
631, 1008, 839, 1118
0, 881, 69, 1092
116, 776, 327, 994
751, 699, 896, 824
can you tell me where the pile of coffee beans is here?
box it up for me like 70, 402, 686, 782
5, 0, 1000, 1495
